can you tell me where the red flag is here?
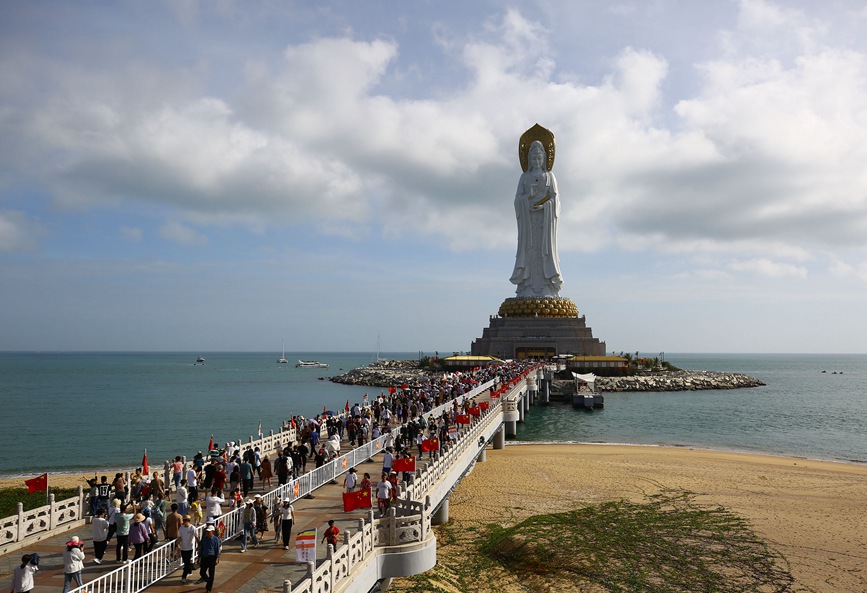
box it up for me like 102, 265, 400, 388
342, 488, 372, 512
478, 401, 489, 411
421, 438, 439, 452
456, 414, 471, 425
345, 400, 350, 414
25, 473, 47, 493
468, 406, 481, 416
393, 457, 416, 472
208, 434, 214, 451
290, 417, 296, 428
141, 450, 149, 475
388, 386, 396, 394
400, 383, 408, 390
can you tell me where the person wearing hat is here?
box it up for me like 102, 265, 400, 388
61, 537, 85, 593
195, 524, 221, 592
240, 499, 258, 552
175, 515, 198, 584
253, 495, 268, 538
128, 513, 149, 560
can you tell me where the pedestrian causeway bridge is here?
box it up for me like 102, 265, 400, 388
42, 364, 554, 593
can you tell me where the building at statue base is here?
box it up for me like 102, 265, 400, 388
470, 296, 607, 360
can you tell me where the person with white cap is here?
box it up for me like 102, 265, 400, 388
240, 499, 258, 552
195, 524, 221, 593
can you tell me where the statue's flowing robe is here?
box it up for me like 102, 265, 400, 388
510, 169, 562, 297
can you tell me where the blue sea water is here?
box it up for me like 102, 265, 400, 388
1, 352, 865, 477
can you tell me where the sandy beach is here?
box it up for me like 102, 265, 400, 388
393, 444, 867, 593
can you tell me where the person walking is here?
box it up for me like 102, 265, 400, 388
279, 500, 294, 550
61, 537, 85, 593
114, 504, 134, 563
10, 554, 38, 593
321, 520, 340, 550
175, 479, 189, 517
166, 503, 183, 543
91, 508, 109, 564
343, 467, 358, 492
128, 513, 149, 560
176, 515, 198, 584
240, 499, 258, 552
195, 525, 221, 593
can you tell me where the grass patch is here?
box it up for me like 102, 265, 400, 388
392, 490, 799, 593
0, 487, 81, 518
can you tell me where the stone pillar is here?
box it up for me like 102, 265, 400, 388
518, 400, 525, 423
476, 448, 487, 462
432, 497, 449, 525
493, 426, 505, 450
506, 420, 517, 437
524, 393, 530, 413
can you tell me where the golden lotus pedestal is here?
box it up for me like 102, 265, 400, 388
471, 296, 607, 360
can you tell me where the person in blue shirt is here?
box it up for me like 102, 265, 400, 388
195, 525, 221, 593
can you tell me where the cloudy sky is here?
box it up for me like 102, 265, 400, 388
2, 0, 867, 354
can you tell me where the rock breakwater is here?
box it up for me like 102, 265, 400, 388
331, 362, 765, 392
330, 360, 440, 388
596, 370, 765, 392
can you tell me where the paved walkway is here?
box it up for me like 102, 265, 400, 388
0, 451, 395, 593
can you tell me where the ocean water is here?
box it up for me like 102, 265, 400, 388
1, 352, 865, 477
518, 353, 867, 464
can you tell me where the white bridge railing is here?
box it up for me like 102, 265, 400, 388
68, 374, 519, 593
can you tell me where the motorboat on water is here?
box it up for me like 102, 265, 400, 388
196, 356, 206, 364
296, 360, 329, 368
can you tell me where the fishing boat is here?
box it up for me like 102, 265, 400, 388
196, 356, 205, 364
277, 339, 288, 364
296, 360, 328, 368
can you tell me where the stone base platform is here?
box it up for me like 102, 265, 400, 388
470, 314, 607, 359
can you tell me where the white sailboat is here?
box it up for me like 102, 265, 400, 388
277, 339, 288, 364
375, 333, 387, 363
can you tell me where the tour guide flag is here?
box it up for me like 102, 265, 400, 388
343, 488, 373, 512
25, 473, 48, 493
393, 457, 416, 472
295, 529, 317, 563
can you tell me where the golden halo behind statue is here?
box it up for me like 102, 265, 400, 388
519, 123, 556, 172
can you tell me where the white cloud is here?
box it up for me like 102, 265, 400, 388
0, 210, 44, 252
121, 226, 143, 242
159, 220, 208, 246
727, 257, 807, 278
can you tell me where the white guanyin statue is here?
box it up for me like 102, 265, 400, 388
510, 124, 563, 298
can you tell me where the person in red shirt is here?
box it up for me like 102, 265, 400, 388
321, 520, 340, 549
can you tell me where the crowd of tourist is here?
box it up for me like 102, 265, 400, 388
20, 359, 540, 593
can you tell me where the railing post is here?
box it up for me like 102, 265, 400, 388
77, 485, 84, 518
282, 579, 292, 593
16, 502, 23, 542
48, 493, 56, 530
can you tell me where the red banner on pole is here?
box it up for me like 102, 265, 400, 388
456, 414, 471, 425
478, 401, 489, 411
343, 488, 372, 512
25, 473, 47, 493
468, 406, 481, 416
141, 450, 149, 475
421, 438, 439, 452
